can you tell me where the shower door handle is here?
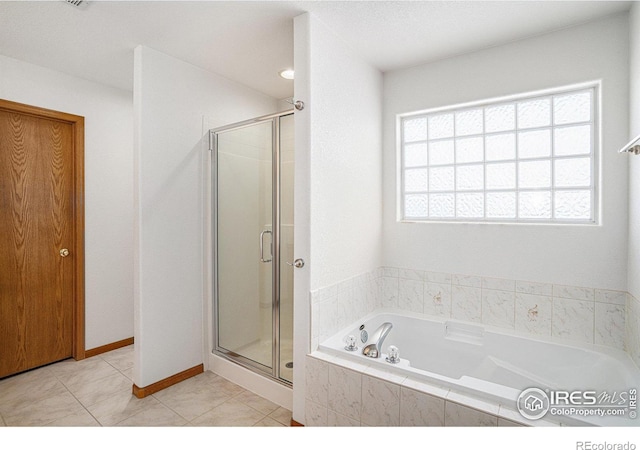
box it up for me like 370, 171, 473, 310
259, 230, 272, 263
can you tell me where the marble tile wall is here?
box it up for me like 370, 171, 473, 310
310, 269, 380, 351
310, 266, 637, 363
381, 267, 628, 351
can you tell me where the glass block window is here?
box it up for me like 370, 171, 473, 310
399, 85, 597, 223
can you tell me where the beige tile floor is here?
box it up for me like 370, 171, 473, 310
0, 345, 291, 427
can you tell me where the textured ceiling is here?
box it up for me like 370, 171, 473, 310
0, 1, 632, 99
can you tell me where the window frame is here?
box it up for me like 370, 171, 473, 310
397, 81, 600, 225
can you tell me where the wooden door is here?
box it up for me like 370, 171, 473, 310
0, 99, 84, 378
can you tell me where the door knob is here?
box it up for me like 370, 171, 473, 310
59, 248, 69, 257
286, 258, 304, 268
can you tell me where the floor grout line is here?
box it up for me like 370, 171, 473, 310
61, 376, 104, 427
0, 346, 291, 427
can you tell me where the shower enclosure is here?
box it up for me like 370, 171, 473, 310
210, 111, 294, 385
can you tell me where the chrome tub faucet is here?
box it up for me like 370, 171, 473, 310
362, 322, 393, 358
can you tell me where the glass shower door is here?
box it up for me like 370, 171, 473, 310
216, 120, 274, 370
213, 111, 294, 385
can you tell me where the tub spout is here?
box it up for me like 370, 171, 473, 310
362, 322, 393, 358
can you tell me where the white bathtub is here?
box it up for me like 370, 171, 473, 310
317, 310, 640, 426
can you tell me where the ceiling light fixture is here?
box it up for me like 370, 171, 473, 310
279, 69, 294, 80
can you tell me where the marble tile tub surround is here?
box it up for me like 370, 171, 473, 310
304, 353, 554, 427
627, 293, 640, 368
310, 269, 381, 351
310, 267, 639, 367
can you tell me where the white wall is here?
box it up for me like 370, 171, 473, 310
133, 46, 277, 388
291, 12, 383, 423
307, 17, 383, 291
626, 3, 640, 369
383, 14, 630, 291
0, 53, 134, 350
628, 4, 640, 299
292, 13, 312, 424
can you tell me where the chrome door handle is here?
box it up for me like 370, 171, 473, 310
286, 258, 305, 268
259, 230, 272, 263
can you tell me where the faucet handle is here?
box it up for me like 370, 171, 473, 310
386, 345, 400, 364
344, 335, 358, 352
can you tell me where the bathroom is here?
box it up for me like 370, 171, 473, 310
301, 6, 640, 432
0, 0, 639, 443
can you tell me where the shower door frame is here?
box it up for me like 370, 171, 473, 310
210, 109, 294, 386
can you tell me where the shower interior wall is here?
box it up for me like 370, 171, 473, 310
281, 115, 295, 348
216, 124, 273, 353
